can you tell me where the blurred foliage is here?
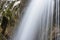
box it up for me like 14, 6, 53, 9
0, 0, 20, 40
0, 1, 20, 26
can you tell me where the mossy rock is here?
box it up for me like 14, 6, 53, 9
0, 33, 7, 40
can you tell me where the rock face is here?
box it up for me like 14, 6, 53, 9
0, 33, 7, 40
1, 16, 8, 35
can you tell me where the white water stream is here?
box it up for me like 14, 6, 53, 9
12, 0, 54, 40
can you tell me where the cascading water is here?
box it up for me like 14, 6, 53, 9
54, 0, 60, 40
12, 0, 54, 40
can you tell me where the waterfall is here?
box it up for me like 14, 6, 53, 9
12, 0, 54, 40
